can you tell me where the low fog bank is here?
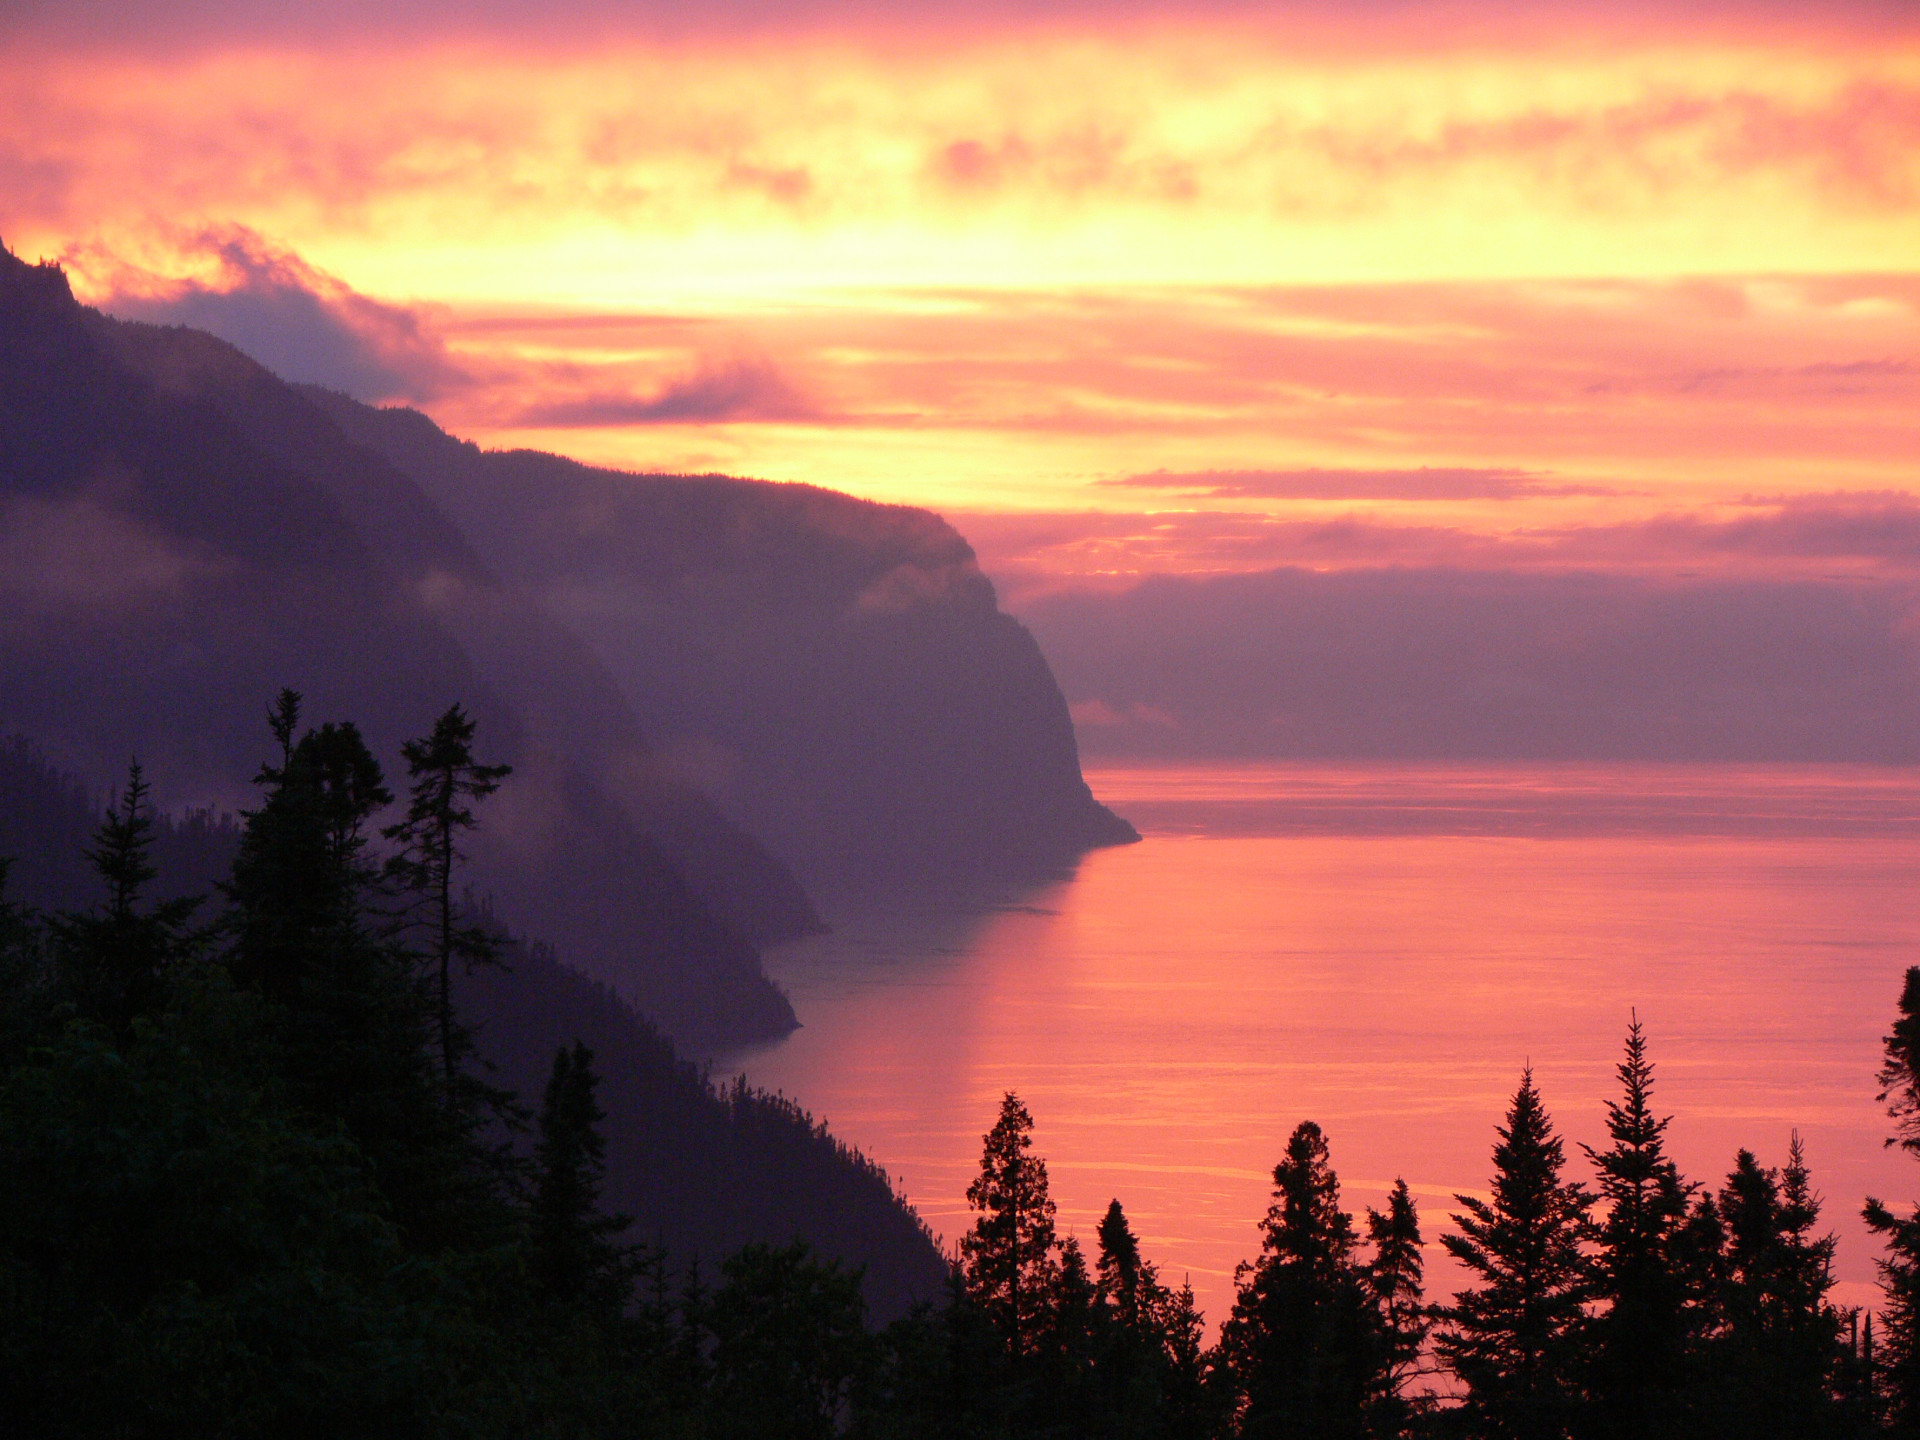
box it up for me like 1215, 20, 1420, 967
1009, 566, 1920, 763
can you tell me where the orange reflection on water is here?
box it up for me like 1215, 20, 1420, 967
727, 765, 1920, 1332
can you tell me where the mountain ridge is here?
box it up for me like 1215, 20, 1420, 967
304, 389, 1138, 906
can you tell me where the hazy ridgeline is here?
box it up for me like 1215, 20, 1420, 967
0, 242, 1132, 1054
6, 717, 1920, 1437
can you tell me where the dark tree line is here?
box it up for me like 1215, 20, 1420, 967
889, 1004, 1918, 1440
8, 698, 1920, 1438
0, 695, 882, 1439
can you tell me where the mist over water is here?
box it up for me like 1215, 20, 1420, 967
724, 764, 1920, 1333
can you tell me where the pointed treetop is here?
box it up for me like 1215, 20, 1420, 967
88, 761, 158, 923
1878, 966, 1920, 1155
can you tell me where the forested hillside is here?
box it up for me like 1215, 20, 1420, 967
0, 734, 947, 1324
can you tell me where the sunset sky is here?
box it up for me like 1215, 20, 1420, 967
3, 0, 1916, 606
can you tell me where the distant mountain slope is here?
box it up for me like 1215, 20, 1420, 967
306, 392, 1137, 904
460, 944, 950, 1323
0, 246, 803, 1050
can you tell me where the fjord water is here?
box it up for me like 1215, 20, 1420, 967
723, 765, 1920, 1329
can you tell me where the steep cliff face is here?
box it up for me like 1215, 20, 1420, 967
307, 394, 1138, 904
0, 247, 806, 1050
2, 240, 1133, 1044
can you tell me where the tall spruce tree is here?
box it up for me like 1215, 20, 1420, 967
960, 1091, 1061, 1359
1217, 1120, 1385, 1440
1707, 1140, 1851, 1438
383, 704, 511, 1099
1581, 1017, 1701, 1437
1867, 965, 1920, 1436
532, 1041, 634, 1310
48, 763, 199, 1038
1365, 1178, 1429, 1434
224, 695, 461, 1248
1039, 1234, 1103, 1436
1435, 1068, 1595, 1440
1093, 1199, 1213, 1440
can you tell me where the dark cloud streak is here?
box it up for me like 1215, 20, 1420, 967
1107, 466, 1616, 501
1013, 565, 1920, 763
8, 0, 1917, 48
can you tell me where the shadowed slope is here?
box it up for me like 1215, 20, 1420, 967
0, 246, 800, 1049
306, 392, 1137, 905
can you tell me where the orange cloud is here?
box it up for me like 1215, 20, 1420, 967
3, 10, 1910, 572
3, 22, 1916, 300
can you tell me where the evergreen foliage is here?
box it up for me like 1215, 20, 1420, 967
5, 700, 1920, 1439
1702, 1140, 1855, 1437
224, 695, 477, 1251
1435, 1069, 1595, 1440
1365, 1178, 1429, 1432
532, 1041, 637, 1311
1217, 1120, 1389, 1440
704, 1241, 873, 1440
1870, 965, 1920, 1437
383, 703, 512, 1098
960, 1091, 1061, 1359
46, 763, 201, 1039
1579, 1018, 1702, 1437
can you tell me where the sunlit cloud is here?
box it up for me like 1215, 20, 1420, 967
67, 225, 463, 401
1105, 469, 1613, 501
959, 492, 1920, 605
4, 20, 1918, 301
4, 2, 1912, 586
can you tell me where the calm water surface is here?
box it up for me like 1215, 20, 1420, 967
723, 765, 1920, 1330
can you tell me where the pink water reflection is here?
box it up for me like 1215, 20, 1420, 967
725, 765, 1920, 1332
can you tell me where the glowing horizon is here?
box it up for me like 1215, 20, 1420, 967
3, 2, 1915, 577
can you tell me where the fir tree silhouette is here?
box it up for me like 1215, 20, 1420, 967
1365, 1177, 1429, 1432
48, 763, 199, 1038
225, 694, 467, 1248
1867, 965, 1920, 1435
384, 703, 511, 1100
960, 1091, 1061, 1359
1435, 1068, 1594, 1440
532, 1041, 634, 1309
1218, 1120, 1384, 1440
1581, 1016, 1701, 1437
1707, 1138, 1852, 1438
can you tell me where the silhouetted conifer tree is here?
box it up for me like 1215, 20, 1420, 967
48, 763, 199, 1037
532, 1041, 634, 1309
383, 703, 510, 1099
706, 1241, 872, 1440
1366, 1178, 1429, 1433
1580, 1017, 1701, 1437
1867, 965, 1920, 1436
1435, 1069, 1594, 1440
223, 694, 462, 1246
1099, 1200, 1148, 1324
1218, 1120, 1384, 1440
1040, 1233, 1103, 1435
1704, 1139, 1852, 1438
961, 1091, 1061, 1358
1089, 1199, 1215, 1438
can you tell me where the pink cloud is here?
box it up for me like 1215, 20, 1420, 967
513, 357, 817, 426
